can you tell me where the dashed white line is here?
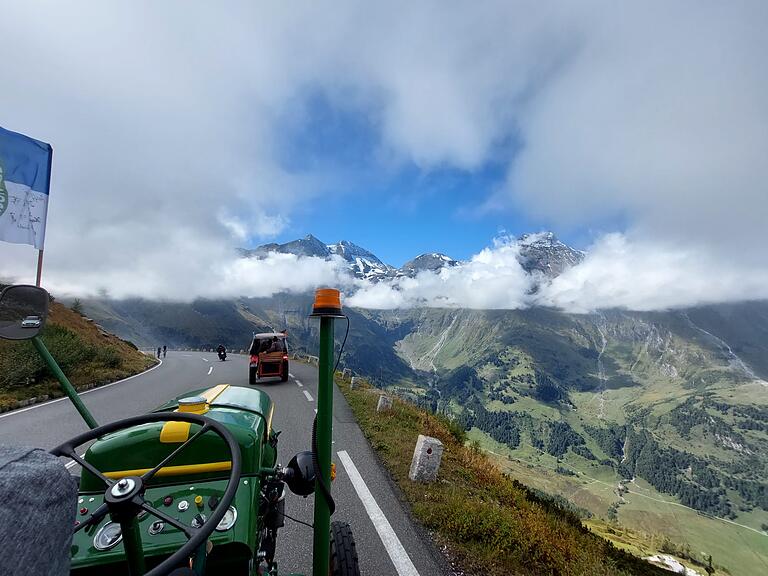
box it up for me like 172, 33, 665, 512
207, 366, 213, 375
289, 373, 295, 378
314, 408, 318, 414
202, 358, 209, 363
296, 380, 303, 387
303, 390, 314, 402
337, 451, 420, 576
0, 359, 164, 420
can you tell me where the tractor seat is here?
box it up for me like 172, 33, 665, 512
0, 446, 78, 576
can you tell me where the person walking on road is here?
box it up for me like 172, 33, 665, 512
157, 346, 161, 359
162, 345, 167, 358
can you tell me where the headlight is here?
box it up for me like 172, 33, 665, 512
93, 522, 122, 550
215, 506, 237, 531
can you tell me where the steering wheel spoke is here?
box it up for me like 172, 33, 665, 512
65, 449, 114, 488
74, 503, 109, 533
140, 500, 196, 539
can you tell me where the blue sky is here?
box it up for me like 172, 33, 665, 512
251, 91, 586, 266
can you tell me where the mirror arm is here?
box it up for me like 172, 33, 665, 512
31, 335, 99, 429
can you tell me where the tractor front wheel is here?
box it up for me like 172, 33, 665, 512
280, 361, 289, 382
329, 521, 361, 576
249, 366, 257, 384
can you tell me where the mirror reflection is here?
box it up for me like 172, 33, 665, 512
0, 285, 49, 340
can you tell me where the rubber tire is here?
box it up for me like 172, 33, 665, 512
329, 521, 361, 576
249, 366, 257, 384
280, 361, 289, 382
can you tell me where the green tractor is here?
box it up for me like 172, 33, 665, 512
0, 284, 359, 576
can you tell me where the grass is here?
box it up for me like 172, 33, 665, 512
468, 426, 768, 576
0, 299, 156, 410
338, 376, 671, 576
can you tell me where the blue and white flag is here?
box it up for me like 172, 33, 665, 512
0, 126, 53, 250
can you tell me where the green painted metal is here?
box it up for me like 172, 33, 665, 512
120, 516, 146, 575
312, 316, 335, 576
32, 335, 98, 429
80, 406, 273, 491
71, 479, 258, 572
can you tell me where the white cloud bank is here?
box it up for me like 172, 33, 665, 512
348, 234, 768, 313
1, 2, 767, 310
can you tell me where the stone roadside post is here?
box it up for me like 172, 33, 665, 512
409, 434, 444, 482
376, 394, 392, 412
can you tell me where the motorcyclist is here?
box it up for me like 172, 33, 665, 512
217, 344, 226, 360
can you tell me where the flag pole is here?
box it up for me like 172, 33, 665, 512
36, 145, 53, 287
35, 249, 44, 287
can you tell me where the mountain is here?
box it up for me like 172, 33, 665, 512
243, 234, 330, 259
327, 240, 395, 281
241, 235, 395, 281
243, 231, 583, 282
399, 253, 459, 277
517, 231, 585, 277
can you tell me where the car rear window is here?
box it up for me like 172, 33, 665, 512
250, 337, 286, 354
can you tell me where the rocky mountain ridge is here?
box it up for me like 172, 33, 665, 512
240, 231, 581, 281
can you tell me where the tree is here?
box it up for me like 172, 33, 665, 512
71, 298, 83, 315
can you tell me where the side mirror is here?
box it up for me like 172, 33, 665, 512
0, 285, 49, 340
281, 451, 316, 496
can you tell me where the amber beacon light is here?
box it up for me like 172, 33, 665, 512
310, 288, 344, 317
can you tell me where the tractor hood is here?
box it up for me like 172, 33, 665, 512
80, 384, 276, 492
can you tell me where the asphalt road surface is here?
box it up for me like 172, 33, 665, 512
0, 352, 448, 576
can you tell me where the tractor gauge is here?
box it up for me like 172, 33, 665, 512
93, 522, 122, 551
215, 506, 237, 532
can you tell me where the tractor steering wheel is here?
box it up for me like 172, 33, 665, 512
50, 412, 242, 576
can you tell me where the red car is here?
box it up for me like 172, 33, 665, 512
249, 332, 289, 383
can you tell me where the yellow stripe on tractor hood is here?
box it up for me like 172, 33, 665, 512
159, 384, 230, 443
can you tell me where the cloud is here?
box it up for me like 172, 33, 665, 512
1, 2, 766, 307
347, 234, 768, 313
536, 235, 768, 313
348, 238, 533, 309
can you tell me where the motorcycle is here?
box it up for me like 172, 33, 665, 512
218, 349, 227, 361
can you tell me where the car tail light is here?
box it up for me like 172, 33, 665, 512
282, 355, 288, 360
250, 355, 258, 363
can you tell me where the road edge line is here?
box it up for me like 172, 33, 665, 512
337, 450, 420, 576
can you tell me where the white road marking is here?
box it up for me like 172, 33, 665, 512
289, 373, 295, 378
207, 366, 213, 375
337, 451, 420, 576
303, 390, 314, 402
65, 453, 86, 470
202, 358, 209, 363
0, 359, 164, 420
314, 408, 318, 414
296, 380, 303, 387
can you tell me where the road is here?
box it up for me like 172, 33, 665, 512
0, 352, 447, 576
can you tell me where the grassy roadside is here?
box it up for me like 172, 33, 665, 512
338, 376, 672, 576
0, 299, 156, 411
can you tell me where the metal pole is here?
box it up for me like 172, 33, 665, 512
32, 335, 98, 429
35, 249, 44, 286
312, 315, 334, 576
